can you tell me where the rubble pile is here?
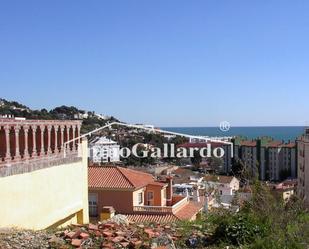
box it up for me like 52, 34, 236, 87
0, 218, 212, 249
0, 228, 51, 249
52, 221, 179, 249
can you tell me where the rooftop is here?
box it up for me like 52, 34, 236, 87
177, 142, 226, 148
89, 136, 118, 145
172, 167, 203, 184
88, 166, 155, 189
266, 141, 283, 147
125, 213, 179, 223
174, 199, 204, 220
240, 140, 257, 147
204, 175, 236, 184
281, 142, 296, 148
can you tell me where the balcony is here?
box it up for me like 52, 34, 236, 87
133, 195, 188, 214
0, 119, 82, 177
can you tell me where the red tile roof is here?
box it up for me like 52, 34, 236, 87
174, 199, 204, 220
266, 141, 283, 148
147, 182, 168, 187
126, 199, 204, 222
88, 166, 155, 189
240, 141, 257, 147
125, 214, 179, 223
265, 141, 295, 148
281, 142, 296, 148
177, 142, 225, 148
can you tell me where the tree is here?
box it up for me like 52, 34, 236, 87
231, 159, 245, 177
191, 150, 202, 170
208, 157, 223, 173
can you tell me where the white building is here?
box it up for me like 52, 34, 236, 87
203, 175, 241, 211
204, 175, 239, 196
94, 113, 110, 120
89, 137, 120, 163
74, 112, 89, 119
268, 142, 296, 181
0, 114, 14, 119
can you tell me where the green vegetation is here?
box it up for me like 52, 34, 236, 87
175, 181, 309, 248
191, 150, 202, 169
0, 98, 118, 134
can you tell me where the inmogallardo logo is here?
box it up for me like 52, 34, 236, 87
64, 122, 233, 159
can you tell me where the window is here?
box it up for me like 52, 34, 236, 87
89, 193, 98, 217
138, 192, 143, 205
147, 191, 154, 201
147, 191, 154, 205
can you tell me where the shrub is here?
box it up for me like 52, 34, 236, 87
213, 213, 268, 246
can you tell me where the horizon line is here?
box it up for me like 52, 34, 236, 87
161, 125, 307, 128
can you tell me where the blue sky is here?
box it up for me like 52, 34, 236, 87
1, 1, 309, 127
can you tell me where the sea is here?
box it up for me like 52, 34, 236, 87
162, 126, 306, 142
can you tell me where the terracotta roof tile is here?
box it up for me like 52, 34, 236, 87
177, 142, 225, 148
281, 142, 296, 148
174, 199, 204, 220
266, 141, 283, 148
147, 182, 168, 187
88, 166, 154, 189
125, 214, 179, 223
240, 141, 257, 147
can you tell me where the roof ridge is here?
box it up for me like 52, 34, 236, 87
116, 167, 135, 188
121, 167, 154, 176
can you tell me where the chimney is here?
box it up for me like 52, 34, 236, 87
166, 176, 173, 206
100, 206, 115, 221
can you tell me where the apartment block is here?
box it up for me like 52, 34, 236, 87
233, 137, 296, 181
297, 128, 309, 206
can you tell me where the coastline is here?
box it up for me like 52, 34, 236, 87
162, 126, 305, 141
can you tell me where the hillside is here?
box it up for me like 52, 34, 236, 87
0, 98, 119, 134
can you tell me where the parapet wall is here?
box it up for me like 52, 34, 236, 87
0, 139, 89, 230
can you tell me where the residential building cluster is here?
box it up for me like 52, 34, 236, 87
169, 166, 246, 210
233, 137, 296, 181
1, 115, 309, 233
88, 165, 204, 222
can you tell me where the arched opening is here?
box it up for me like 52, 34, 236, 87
19, 127, 25, 158
69, 126, 73, 151
0, 127, 5, 161
10, 127, 16, 159
51, 126, 56, 153
64, 126, 68, 143
63, 126, 69, 152
28, 126, 34, 157
35, 126, 40, 156
43, 126, 48, 154
56, 126, 61, 152
74, 125, 79, 150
